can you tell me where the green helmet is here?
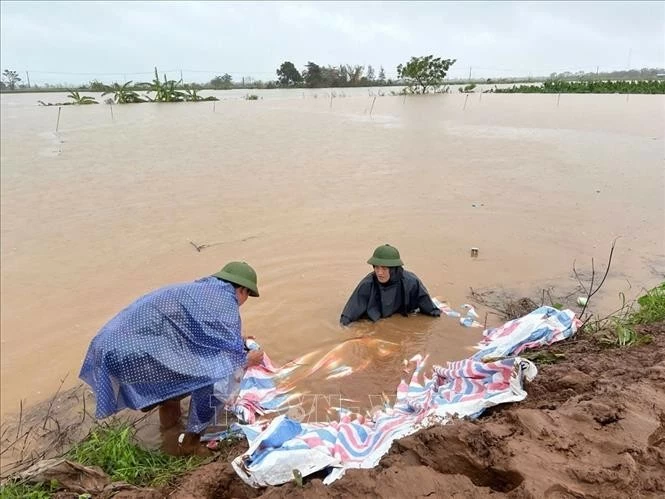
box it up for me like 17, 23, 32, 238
212, 261, 259, 297
367, 244, 404, 267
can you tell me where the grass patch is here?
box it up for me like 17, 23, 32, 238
591, 283, 664, 347
630, 283, 665, 324
66, 423, 201, 487
0, 481, 57, 499
597, 319, 652, 347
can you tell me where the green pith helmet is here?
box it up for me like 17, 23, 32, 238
367, 244, 404, 267
212, 261, 259, 297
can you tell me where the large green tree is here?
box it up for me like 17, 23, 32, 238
302, 62, 323, 87
2, 69, 21, 90
396, 55, 456, 94
276, 61, 302, 86
210, 74, 233, 89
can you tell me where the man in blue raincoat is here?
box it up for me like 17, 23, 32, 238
79, 261, 263, 455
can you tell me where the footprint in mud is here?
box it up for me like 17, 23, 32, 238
445, 461, 524, 493
391, 426, 525, 493
578, 400, 625, 426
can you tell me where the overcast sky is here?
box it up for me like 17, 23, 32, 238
1, 1, 663, 85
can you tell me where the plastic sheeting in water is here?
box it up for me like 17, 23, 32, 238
227, 306, 580, 487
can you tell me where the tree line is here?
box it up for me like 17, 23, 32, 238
275, 61, 390, 87
3, 59, 664, 95
0, 57, 456, 94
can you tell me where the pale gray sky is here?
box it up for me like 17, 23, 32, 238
1, 1, 663, 85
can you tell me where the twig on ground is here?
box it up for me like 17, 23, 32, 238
42, 374, 68, 430
574, 238, 618, 320
16, 399, 23, 440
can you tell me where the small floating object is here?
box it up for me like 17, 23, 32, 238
460, 305, 482, 327
470, 247, 479, 258
432, 297, 462, 317
462, 304, 479, 319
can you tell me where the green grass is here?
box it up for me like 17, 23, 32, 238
0, 482, 56, 499
493, 79, 665, 94
1, 423, 203, 497
630, 283, 665, 324
595, 283, 664, 347
66, 423, 201, 487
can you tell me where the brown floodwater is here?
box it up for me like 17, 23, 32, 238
1, 89, 664, 426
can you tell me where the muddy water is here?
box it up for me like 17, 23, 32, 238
1, 90, 664, 425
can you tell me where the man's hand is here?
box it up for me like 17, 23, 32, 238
246, 349, 263, 368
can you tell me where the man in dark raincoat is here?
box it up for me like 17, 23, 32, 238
340, 244, 441, 326
79, 261, 263, 455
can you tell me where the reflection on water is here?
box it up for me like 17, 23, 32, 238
1, 89, 663, 423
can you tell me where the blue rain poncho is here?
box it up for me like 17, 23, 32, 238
79, 276, 247, 433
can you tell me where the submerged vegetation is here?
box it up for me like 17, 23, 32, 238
102, 81, 144, 103
143, 67, 187, 102
37, 67, 220, 106
66, 90, 98, 105
397, 55, 457, 94
493, 79, 665, 94
37, 90, 99, 106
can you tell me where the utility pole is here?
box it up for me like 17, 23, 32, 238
180, 70, 184, 82
468, 66, 472, 81
25, 71, 30, 88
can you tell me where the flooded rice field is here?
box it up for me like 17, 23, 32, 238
1, 88, 663, 425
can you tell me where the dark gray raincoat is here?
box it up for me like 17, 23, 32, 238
340, 267, 441, 326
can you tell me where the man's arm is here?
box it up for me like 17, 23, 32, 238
340, 277, 372, 325
413, 276, 441, 317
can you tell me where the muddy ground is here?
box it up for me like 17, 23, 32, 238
160, 322, 665, 499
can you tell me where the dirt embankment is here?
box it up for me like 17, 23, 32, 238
161, 322, 665, 499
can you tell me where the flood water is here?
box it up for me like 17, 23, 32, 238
1, 88, 664, 424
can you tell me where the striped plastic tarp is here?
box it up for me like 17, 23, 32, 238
226, 306, 579, 487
